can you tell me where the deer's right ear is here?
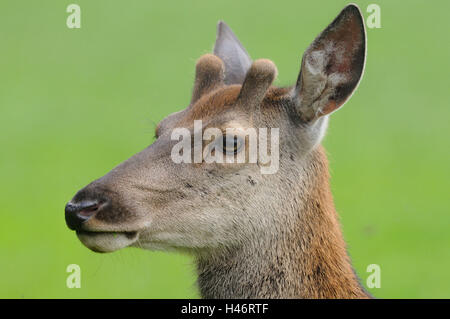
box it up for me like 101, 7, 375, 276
214, 21, 252, 85
293, 4, 366, 122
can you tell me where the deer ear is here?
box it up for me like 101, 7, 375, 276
293, 4, 366, 122
214, 21, 252, 85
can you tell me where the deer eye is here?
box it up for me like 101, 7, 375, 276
221, 135, 243, 155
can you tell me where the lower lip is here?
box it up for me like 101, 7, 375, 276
76, 231, 137, 240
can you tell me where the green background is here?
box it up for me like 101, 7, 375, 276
0, 0, 449, 298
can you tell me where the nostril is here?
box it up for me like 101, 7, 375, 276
78, 202, 99, 218
65, 200, 102, 230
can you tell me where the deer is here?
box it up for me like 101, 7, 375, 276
65, 4, 371, 298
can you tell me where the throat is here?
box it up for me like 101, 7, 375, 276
195, 147, 370, 299
195, 222, 369, 298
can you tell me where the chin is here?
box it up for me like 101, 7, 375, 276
76, 231, 139, 253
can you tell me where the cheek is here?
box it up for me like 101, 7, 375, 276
144, 206, 244, 248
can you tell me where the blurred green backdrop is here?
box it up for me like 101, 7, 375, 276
0, 0, 449, 298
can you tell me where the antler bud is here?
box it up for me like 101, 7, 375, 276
237, 59, 278, 111
191, 54, 225, 104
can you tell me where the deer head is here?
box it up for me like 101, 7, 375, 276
65, 4, 367, 298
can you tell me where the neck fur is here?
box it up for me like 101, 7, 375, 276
195, 146, 370, 298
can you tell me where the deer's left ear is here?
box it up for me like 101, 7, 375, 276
293, 4, 366, 122
214, 21, 252, 85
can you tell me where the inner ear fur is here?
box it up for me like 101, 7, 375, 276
294, 4, 366, 122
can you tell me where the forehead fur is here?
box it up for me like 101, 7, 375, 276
184, 84, 290, 123
188, 85, 241, 121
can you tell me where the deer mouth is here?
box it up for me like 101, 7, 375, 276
76, 230, 139, 253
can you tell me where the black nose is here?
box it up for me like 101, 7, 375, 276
65, 200, 100, 230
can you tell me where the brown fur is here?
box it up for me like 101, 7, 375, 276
294, 147, 369, 298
